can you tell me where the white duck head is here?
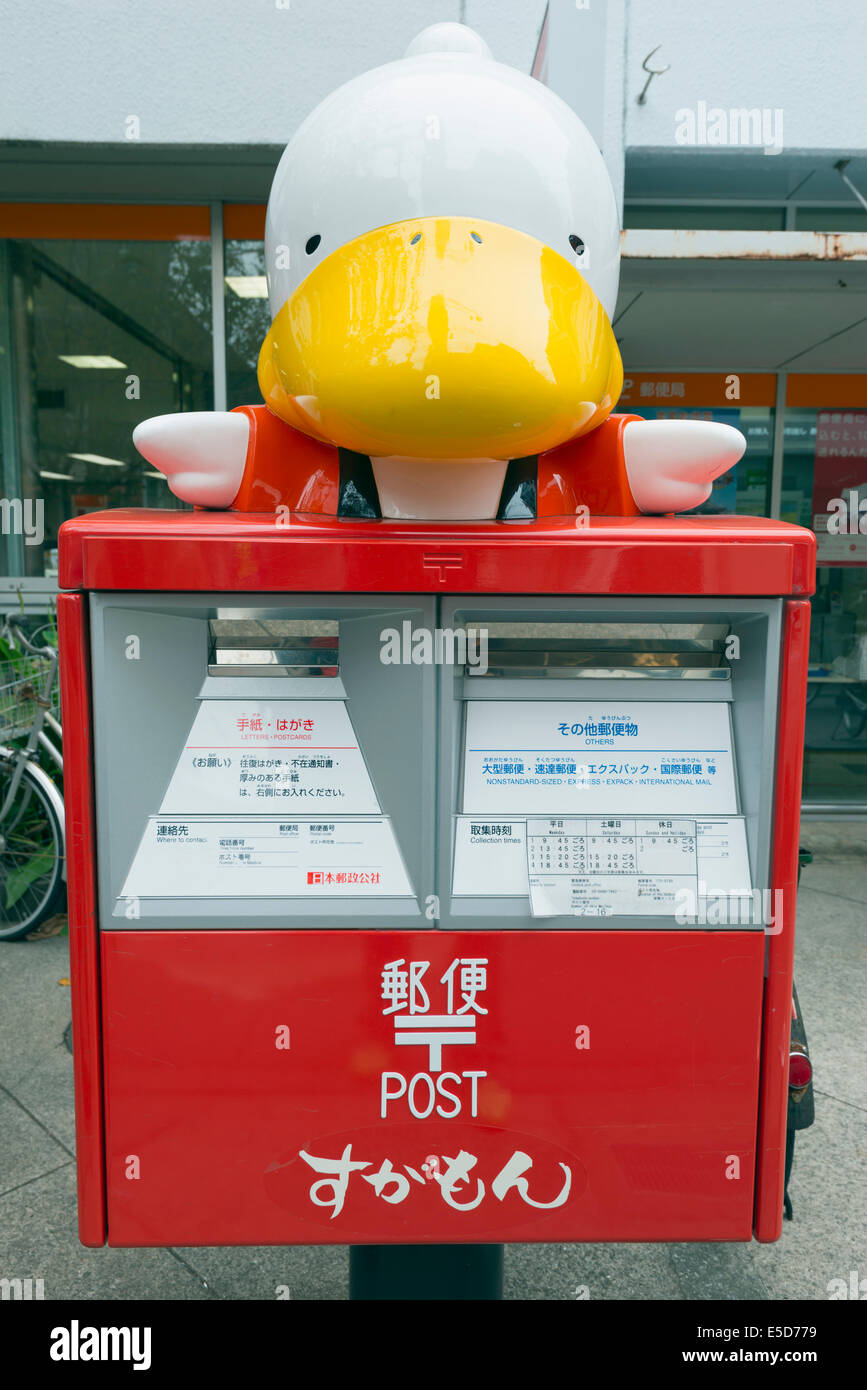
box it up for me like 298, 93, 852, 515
259, 21, 622, 464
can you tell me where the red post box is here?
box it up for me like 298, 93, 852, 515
58, 508, 814, 1254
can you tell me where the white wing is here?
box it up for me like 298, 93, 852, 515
623, 419, 746, 514
133, 412, 250, 508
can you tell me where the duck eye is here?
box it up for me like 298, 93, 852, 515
305, 234, 321, 255
569, 234, 585, 255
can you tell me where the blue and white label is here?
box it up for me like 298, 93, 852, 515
462, 701, 737, 815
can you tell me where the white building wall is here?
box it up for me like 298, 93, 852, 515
0, 0, 547, 147
623, 0, 867, 154
2, 2, 864, 161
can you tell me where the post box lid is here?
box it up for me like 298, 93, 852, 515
58, 509, 816, 598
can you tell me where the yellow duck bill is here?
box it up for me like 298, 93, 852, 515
258, 216, 623, 460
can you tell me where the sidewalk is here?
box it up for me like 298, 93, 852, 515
1, 824, 864, 1300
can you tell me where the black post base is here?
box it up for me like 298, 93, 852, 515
349, 1244, 504, 1300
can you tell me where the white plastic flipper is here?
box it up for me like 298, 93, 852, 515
133, 412, 250, 508
622, 419, 747, 515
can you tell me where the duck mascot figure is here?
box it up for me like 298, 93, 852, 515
133, 23, 745, 521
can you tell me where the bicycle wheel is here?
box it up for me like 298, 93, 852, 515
0, 753, 65, 941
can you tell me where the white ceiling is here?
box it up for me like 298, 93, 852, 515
615, 257, 867, 370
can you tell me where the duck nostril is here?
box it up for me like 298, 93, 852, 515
409, 232, 422, 245
305, 234, 321, 255
470, 231, 483, 243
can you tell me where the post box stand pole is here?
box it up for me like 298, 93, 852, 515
349, 1244, 504, 1300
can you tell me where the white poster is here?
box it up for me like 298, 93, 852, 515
462, 701, 737, 815
117, 697, 419, 904
160, 699, 379, 815
452, 814, 751, 914
118, 817, 413, 902
526, 816, 752, 919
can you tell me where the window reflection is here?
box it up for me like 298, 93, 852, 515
1, 227, 213, 576
225, 238, 271, 409
782, 405, 867, 805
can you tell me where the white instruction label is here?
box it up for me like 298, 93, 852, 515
453, 817, 528, 896
160, 699, 379, 814
118, 817, 412, 902
462, 701, 737, 815
526, 816, 752, 920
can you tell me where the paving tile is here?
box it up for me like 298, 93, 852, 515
794, 885, 867, 1112
667, 1241, 770, 1301
0, 937, 71, 1090
0, 1090, 71, 1198
752, 1095, 867, 1301
11, 1041, 77, 1154
505, 1241, 681, 1300
0, 1163, 212, 1301
170, 1243, 349, 1301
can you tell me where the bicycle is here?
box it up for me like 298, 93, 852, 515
0, 612, 65, 941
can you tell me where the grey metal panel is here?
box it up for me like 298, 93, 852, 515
732, 603, 784, 947
437, 594, 783, 931
335, 603, 437, 914
90, 589, 784, 936
112, 897, 418, 926
196, 675, 348, 700
90, 592, 437, 931
460, 676, 733, 702
0, 578, 60, 614
91, 600, 209, 926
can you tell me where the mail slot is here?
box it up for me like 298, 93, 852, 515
86, 598, 436, 931
439, 602, 781, 932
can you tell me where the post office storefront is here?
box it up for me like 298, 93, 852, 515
1, 202, 865, 811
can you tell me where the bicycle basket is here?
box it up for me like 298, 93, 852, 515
0, 655, 60, 739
